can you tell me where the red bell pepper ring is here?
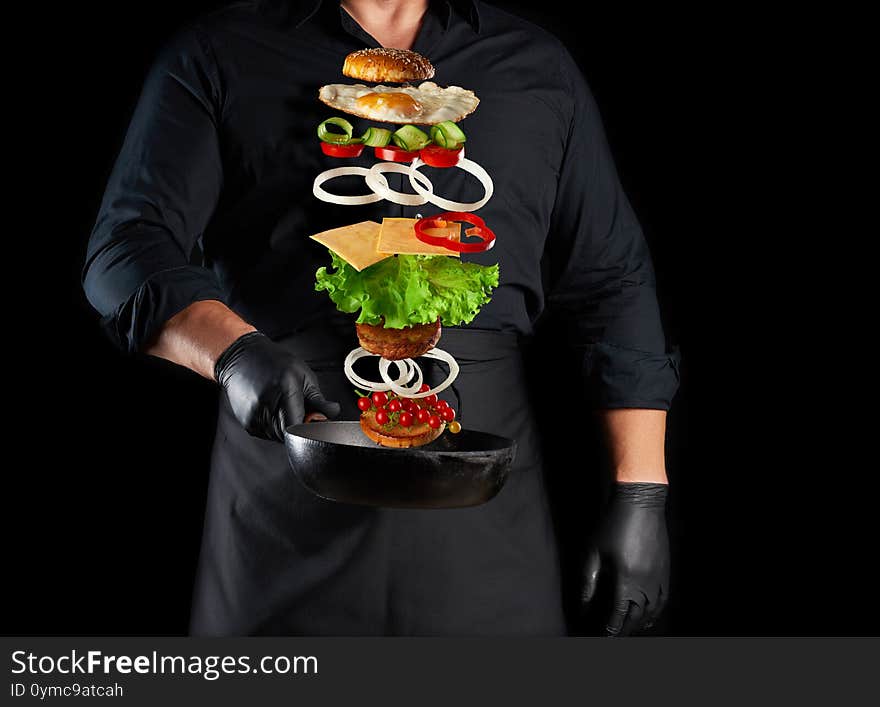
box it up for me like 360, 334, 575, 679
414, 212, 497, 253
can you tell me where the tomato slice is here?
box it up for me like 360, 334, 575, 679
420, 145, 464, 168
320, 141, 364, 158
374, 145, 419, 162
414, 211, 497, 253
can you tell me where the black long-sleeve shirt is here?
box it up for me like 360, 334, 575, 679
83, 0, 679, 409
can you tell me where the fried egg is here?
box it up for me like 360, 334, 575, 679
318, 82, 479, 125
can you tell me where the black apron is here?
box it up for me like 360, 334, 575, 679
190, 324, 565, 636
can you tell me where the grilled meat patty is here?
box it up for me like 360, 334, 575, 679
356, 319, 441, 360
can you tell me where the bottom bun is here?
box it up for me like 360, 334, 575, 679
360, 416, 445, 448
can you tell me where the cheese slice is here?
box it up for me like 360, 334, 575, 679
377, 218, 461, 257
310, 221, 390, 271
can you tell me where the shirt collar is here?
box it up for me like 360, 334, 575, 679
259, 0, 481, 34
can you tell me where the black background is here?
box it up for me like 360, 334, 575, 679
4, 2, 853, 636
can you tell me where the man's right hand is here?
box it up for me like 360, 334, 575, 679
214, 332, 341, 441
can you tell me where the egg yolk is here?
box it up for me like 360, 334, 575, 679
355, 92, 422, 117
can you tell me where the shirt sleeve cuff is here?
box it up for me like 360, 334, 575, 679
99, 266, 226, 354
581, 341, 681, 410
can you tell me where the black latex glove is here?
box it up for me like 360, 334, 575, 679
582, 482, 670, 636
214, 331, 340, 442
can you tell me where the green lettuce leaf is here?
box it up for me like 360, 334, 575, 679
315, 252, 499, 328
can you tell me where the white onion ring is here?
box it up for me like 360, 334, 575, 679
410, 348, 460, 398
313, 166, 383, 206
344, 348, 394, 391
342, 346, 460, 398
408, 157, 494, 212
379, 357, 424, 396
366, 162, 434, 206
379, 358, 420, 395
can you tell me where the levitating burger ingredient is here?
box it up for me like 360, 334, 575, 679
392, 125, 431, 152
317, 116, 358, 144
356, 318, 441, 360
360, 127, 393, 147
320, 142, 364, 158
315, 251, 498, 328
317, 118, 392, 149
360, 408, 443, 447
343, 347, 460, 400
376, 217, 460, 257
356, 388, 457, 448
419, 144, 464, 168
373, 144, 419, 162
342, 47, 435, 83
414, 212, 496, 253
318, 82, 479, 125
315, 117, 467, 165
309, 221, 389, 271
430, 121, 467, 149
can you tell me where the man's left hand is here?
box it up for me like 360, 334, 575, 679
582, 482, 670, 636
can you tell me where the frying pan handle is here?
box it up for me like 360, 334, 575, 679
277, 409, 326, 439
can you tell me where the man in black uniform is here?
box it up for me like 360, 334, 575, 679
83, 0, 679, 636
